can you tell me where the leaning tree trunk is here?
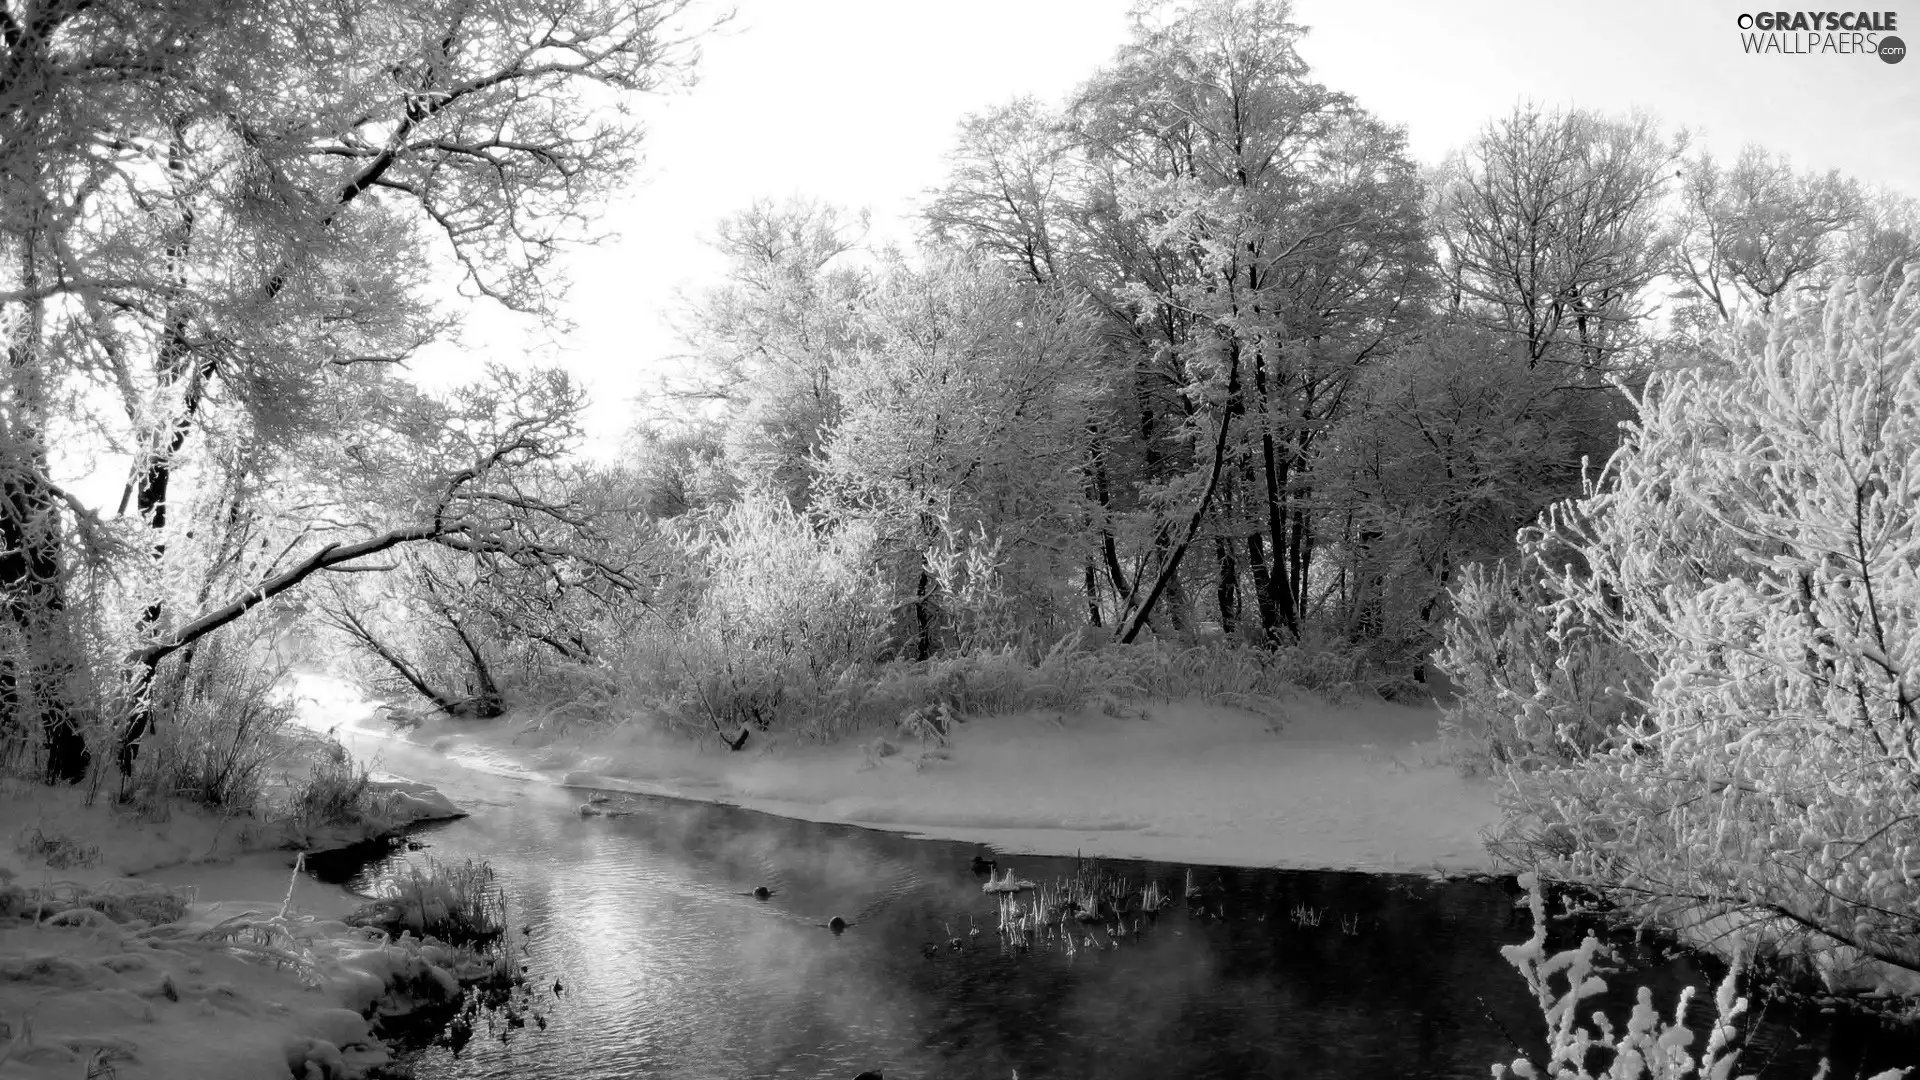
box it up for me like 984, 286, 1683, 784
419, 571, 506, 719
324, 602, 505, 720
1118, 342, 1240, 645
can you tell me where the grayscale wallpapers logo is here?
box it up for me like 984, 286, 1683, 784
1734, 10, 1905, 60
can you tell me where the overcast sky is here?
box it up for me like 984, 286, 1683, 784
410, 0, 1920, 451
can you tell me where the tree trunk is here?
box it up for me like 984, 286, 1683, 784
1285, 487, 1313, 632
325, 605, 471, 716
1089, 435, 1132, 600
1246, 531, 1277, 636
913, 559, 935, 661
1, 231, 88, 784
421, 572, 506, 718
1214, 535, 1239, 636
0, 468, 85, 783
1160, 554, 1193, 634
1351, 526, 1384, 642
1252, 344, 1299, 640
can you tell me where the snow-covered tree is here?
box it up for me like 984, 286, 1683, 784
670, 198, 873, 509
1316, 324, 1587, 664
2, 0, 709, 783
1667, 146, 1863, 324
1436, 105, 1680, 371
817, 251, 1105, 656
928, 0, 1430, 644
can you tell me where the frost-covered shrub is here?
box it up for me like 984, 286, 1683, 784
1437, 558, 1648, 775
699, 498, 894, 671
127, 629, 297, 813
1480, 273, 1920, 976
1492, 874, 1911, 1080
354, 857, 507, 946
621, 496, 895, 737
1266, 629, 1421, 705
345, 857, 506, 941
922, 525, 1022, 653
289, 746, 377, 829
1108, 638, 1315, 716
15, 828, 100, 870
617, 488, 1399, 740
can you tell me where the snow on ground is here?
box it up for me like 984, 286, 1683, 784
0, 876, 490, 1080
1, 752, 469, 1080
0, 904, 460, 1080
1, 772, 454, 890
298, 672, 1503, 875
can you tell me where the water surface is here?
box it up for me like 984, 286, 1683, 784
308, 784, 1919, 1080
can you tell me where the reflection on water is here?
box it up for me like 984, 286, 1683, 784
309, 792, 1919, 1080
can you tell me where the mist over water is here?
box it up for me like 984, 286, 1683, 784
310, 793, 1920, 1080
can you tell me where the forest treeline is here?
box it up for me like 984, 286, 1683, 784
2, 0, 1914, 770
5, 0, 1920, 991
627, 4, 1916, 696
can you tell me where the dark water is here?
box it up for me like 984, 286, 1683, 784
309, 790, 1918, 1080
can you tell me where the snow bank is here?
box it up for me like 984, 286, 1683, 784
288, 777, 468, 857
0, 760, 462, 894
0, 745, 472, 1079
0, 888, 473, 1080
318, 670, 1501, 874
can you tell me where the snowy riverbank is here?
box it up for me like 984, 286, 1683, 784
0, 673, 1502, 1080
295, 673, 1503, 875
1, 761, 469, 1080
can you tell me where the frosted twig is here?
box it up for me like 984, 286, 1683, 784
280, 852, 306, 919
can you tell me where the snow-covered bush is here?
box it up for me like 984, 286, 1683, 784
621, 561, 1321, 741
1437, 558, 1648, 775
1470, 272, 1920, 976
124, 627, 298, 813
922, 524, 1023, 654
355, 857, 507, 946
289, 746, 377, 830
1492, 874, 1910, 1080
1106, 637, 1324, 716
621, 496, 895, 738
